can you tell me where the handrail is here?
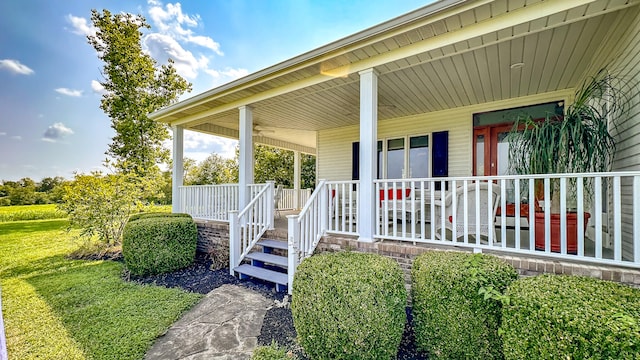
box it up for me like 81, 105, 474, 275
229, 182, 275, 274
286, 180, 330, 294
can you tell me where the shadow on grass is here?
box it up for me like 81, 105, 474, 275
25, 259, 201, 360
0, 219, 69, 235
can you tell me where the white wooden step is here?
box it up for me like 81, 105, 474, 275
245, 252, 288, 267
234, 264, 288, 287
257, 239, 288, 251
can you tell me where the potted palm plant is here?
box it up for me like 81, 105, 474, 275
507, 69, 628, 254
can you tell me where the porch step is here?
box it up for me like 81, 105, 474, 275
257, 239, 288, 251
246, 252, 288, 267
234, 264, 288, 292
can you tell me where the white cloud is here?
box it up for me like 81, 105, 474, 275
0, 59, 34, 75
147, 1, 223, 56
91, 80, 106, 94
67, 14, 96, 37
205, 67, 249, 86
43, 123, 74, 142
55, 88, 83, 97
186, 35, 222, 55
11, 135, 22, 141
144, 33, 209, 79
165, 130, 236, 161
0, 132, 6, 136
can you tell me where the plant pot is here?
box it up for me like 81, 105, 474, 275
534, 212, 591, 254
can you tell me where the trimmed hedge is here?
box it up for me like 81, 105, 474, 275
501, 274, 640, 359
128, 211, 191, 222
411, 251, 518, 359
123, 215, 197, 276
291, 252, 407, 359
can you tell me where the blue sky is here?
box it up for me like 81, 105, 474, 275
0, 0, 430, 181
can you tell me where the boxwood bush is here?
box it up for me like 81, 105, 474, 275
123, 215, 197, 276
291, 252, 407, 359
128, 211, 191, 222
501, 274, 640, 359
411, 251, 518, 359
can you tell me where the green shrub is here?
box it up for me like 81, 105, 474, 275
251, 342, 290, 360
291, 252, 406, 360
411, 251, 518, 359
123, 216, 197, 275
128, 211, 189, 222
501, 274, 640, 359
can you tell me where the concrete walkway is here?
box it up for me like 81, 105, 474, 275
145, 284, 273, 360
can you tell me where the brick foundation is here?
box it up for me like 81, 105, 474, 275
317, 234, 640, 289
195, 220, 230, 253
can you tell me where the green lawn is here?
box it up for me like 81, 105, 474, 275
0, 204, 65, 222
0, 219, 202, 359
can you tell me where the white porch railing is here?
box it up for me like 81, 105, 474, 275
229, 182, 275, 274
327, 181, 360, 234
287, 180, 331, 293
372, 172, 640, 268
179, 184, 239, 221
279, 188, 312, 210
288, 172, 640, 271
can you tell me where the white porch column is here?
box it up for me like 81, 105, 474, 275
358, 68, 378, 242
238, 105, 254, 210
171, 125, 184, 213
293, 150, 301, 209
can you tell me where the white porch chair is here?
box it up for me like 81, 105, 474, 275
434, 182, 501, 242
274, 184, 283, 218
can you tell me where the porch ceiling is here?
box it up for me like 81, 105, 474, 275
151, 0, 640, 152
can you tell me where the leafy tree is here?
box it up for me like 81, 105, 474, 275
58, 171, 149, 246
37, 176, 65, 193
185, 154, 237, 185
88, 9, 191, 177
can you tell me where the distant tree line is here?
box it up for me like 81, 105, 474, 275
0, 177, 68, 206
1, 147, 315, 206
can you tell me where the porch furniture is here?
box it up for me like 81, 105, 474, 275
434, 182, 501, 242
274, 185, 283, 218
379, 188, 412, 222
381, 190, 444, 223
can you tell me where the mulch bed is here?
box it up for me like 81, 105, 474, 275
130, 253, 426, 359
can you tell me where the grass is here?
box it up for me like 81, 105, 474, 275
0, 204, 65, 222
0, 203, 171, 223
0, 219, 203, 360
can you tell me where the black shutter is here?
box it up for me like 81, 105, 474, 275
432, 131, 448, 190
352, 142, 359, 180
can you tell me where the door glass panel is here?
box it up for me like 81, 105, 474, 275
496, 132, 510, 176
409, 135, 429, 179
387, 138, 405, 179
475, 134, 485, 176
377, 141, 383, 179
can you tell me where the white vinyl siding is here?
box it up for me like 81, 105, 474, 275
581, 6, 640, 261
317, 89, 573, 181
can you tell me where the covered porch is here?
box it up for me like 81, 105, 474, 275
150, 0, 640, 291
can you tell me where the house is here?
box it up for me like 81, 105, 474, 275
150, 0, 640, 293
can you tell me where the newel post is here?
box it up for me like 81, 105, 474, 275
287, 214, 300, 295
266, 180, 275, 229
229, 210, 240, 276
318, 180, 329, 233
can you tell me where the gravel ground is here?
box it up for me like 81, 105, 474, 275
131, 253, 426, 359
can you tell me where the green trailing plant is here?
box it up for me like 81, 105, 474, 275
411, 251, 518, 359
507, 68, 630, 212
500, 274, 640, 359
122, 215, 197, 275
251, 341, 291, 360
291, 252, 407, 360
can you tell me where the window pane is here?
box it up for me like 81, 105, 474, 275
409, 135, 428, 178
387, 138, 404, 179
